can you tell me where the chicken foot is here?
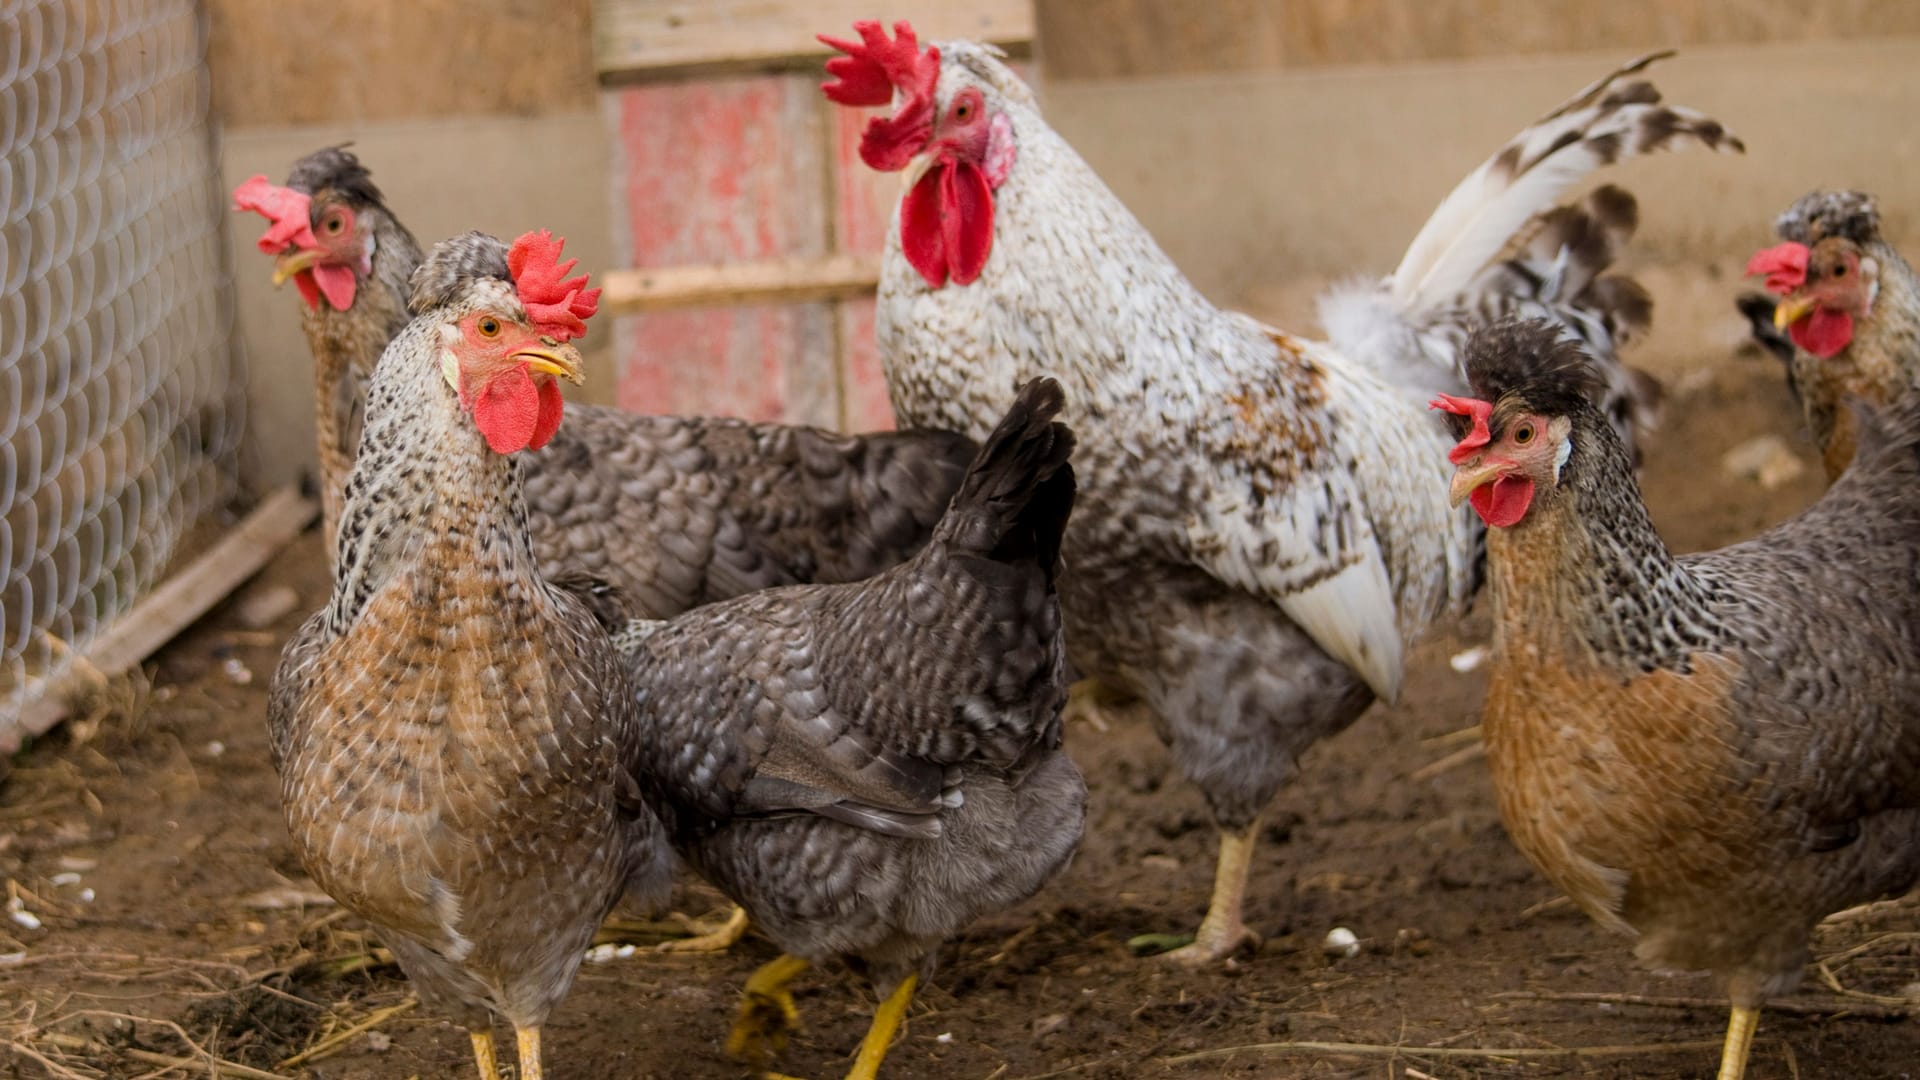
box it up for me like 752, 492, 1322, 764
468, 1029, 502, 1080
657, 904, 751, 953
515, 1025, 544, 1080
727, 953, 812, 1067
1157, 819, 1264, 967
843, 973, 917, 1080
1717, 1004, 1759, 1080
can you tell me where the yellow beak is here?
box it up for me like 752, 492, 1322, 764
902, 151, 935, 194
271, 247, 324, 286
1449, 459, 1512, 508
513, 344, 586, 386
1773, 293, 1816, 330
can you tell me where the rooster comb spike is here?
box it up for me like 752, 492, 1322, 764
819, 20, 939, 107
508, 230, 601, 343
1428, 394, 1494, 465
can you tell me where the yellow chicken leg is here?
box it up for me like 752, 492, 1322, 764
468, 1029, 502, 1080
846, 973, 918, 1080
726, 953, 812, 1066
657, 904, 751, 953
1158, 819, 1264, 967
514, 1025, 543, 1080
1717, 1004, 1759, 1080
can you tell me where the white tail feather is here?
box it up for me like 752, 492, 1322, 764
1387, 52, 1736, 319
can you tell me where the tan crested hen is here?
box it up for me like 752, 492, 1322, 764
1437, 319, 1920, 1080
234, 149, 976, 600
1742, 190, 1920, 479
267, 230, 667, 1080
621, 377, 1084, 1080
822, 20, 1740, 965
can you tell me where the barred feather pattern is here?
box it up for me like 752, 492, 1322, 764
267, 265, 671, 1035
271, 154, 977, 607
870, 42, 1732, 838
1467, 321, 1920, 1006
618, 380, 1085, 999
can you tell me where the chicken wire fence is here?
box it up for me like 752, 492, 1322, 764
2, 0, 243, 736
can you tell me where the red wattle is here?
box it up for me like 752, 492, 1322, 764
901, 162, 948, 287
530, 377, 565, 450
471, 366, 542, 454
943, 158, 994, 285
313, 263, 359, 311
900, 158, 995, 289
1789, 306, 1854, 359
292, 271, 321, 310
1470, 475, 1535, 528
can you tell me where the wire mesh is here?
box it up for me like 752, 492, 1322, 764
1, 0, 243, 735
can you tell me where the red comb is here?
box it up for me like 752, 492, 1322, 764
1746, 242, 1809, 295
1429, 393, 1494, 464
232, 175, 316, 254
507, 230, 600, 342
819, 20, 940, 171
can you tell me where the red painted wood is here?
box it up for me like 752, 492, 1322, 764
610, 74, 835, 426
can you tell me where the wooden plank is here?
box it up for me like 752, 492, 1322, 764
593, 0, 1033, 82
7, 486, 319, 753
1035, 0, 1920, 80
602, 253, 880, 314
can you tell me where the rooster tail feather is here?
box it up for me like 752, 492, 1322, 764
934, 377, 1077, 579
1388, 54, 1741, 318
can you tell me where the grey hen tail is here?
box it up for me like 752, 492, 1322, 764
934, 378, 1077, 581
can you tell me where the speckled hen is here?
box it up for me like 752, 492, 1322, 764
267, 231, 668, 1080
234, 148, 976, 593
620, 377, 1085, 1080
823, 21, 1740, 964
1742, 190, 1920, 479
1440, 319, 1920, 1080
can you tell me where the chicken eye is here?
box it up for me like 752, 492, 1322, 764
1832, 264, 1847, 278
324, 214, 346, 235
477, 316, 501, 338
953, 100, 973, 123
1513, 424, 1535, 446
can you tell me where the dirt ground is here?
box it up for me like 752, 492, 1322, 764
5, 265, 1919, 1079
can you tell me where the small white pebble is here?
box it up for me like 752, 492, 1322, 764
1322, 926, 1361, 959
223, 657, 254, 685
614, 944, 636, 959
50, 872, 81, 887
9, 910, 43, 931
583, 944, 617, 964
934, 1032, 953, 1044
205, 740, 226, 757
79, 888, 95, 903
1448, 645, 1489, 674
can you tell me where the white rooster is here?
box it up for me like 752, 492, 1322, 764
824, 21, 1742, 965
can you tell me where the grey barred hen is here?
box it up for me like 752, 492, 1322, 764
619, 377, 1084, 1080
1742, 189, 1920, 480
1440, 319, 1920, 1080
267, 230, 667, 1080
824, 21, 1741, 965
234, 147, 976, 594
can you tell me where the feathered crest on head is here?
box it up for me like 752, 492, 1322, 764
232, 176, 315, 254
1460, 319, 1606, 420
507, 230, 600, 342
1775, 189, 1880, 246
820, 20, 941, 171
1428, 393, 1494, 464
285, 145, 386, 206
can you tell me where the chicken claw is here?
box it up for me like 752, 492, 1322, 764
1155, 820, 1264, 967
726, 953, 811, 1066
657, 904, 750, 954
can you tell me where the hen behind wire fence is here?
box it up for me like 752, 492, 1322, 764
2, 0, 243, 740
